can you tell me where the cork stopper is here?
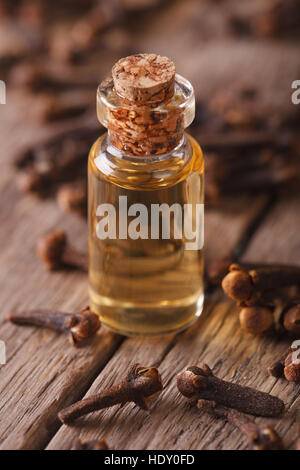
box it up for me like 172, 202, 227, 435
98, 55, 195, 156
112, 53, 175, 105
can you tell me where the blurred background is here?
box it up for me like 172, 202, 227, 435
0, 0, 299, 236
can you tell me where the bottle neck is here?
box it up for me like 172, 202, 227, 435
97, 74, 195, 157
106, 105, 184, 157
104, 132, 187, 163
92, 133, 194, 192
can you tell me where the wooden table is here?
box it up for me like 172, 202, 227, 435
0, 0, 299, 450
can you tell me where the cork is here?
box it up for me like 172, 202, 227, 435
112, 53, 175, 105
99, 53, 185, 156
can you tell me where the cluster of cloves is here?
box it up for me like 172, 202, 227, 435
56, 362, 287, 451
204, 135, 299, 206
219, 262, 300, 336
0, 0, 46, 70
13, 111, 92, 218
192, 83, 300, 206
0, 0, 124, 73
14, 125, 97, 211
209, 260, 300, 383
4, 0, 142, 219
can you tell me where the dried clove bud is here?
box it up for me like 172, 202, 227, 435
284, 347, 300, 383
251, 0, 300, 39
49, 1, 123, 64
206, 259, 292, 288
267, 341, 300, 383
37, 231, 88, 272
58, 364, 163, 424
14, 126, 98, 197
9, 62, 97, 92
201, 128, 299, 206
73, 438, 109, 450
222, 264, 300, 305
177, 364, 284, 417
56, 180, 87, 217
34, 93, 90, 123
237, 297, 300, 336
281, 301, 300, 335
7, 306, 100, 346
198, 400, 283, 450
239, 306, 274, 334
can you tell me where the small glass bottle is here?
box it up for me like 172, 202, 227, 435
88, 54, 204, 336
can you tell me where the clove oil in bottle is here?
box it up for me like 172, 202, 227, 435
88, 54, 204, 336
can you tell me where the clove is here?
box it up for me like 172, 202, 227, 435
267, 341, 300, 382
34, 92, 92, 124
198, 399, 283, 450
58, 364, 163, 424
10, 62, 98, 92
206, 259, 280, 287
36, 231, 88, 272
0, 19, 44, 70
49, 1, 124, 64
281, 300, 300, 335
14, 125, 98, 196
239, 306, 274, 335
238, 297, 300, 335
7, 306, 100, 346
222, 264, 300, 305
73, 438, 109, 450
284, 344, 300, 383
195, 122, 300, 206
251, 0, 300, 39
56, 179, 87, 218
177, 364, 285, 417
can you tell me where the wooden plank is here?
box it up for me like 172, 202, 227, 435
242, 194, 300, 265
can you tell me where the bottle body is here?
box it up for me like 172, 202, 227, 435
88, 133, 204, 336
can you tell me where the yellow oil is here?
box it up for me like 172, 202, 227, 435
88, 134, 204, 336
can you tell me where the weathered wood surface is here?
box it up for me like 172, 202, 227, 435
0, 0, 299, 451
0, 91, 270, 450
47, 193, 300, 451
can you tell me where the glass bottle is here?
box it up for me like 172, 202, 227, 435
88, 54, 204, 336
